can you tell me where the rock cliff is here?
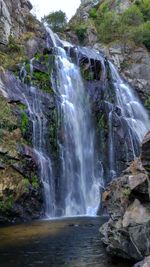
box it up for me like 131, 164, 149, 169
0, 0, 50, 223
68, 0, 150, 108
100, 132, 150, 265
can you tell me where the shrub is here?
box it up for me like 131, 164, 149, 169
0, 195, 14, 212
75, 25, 87, 44
43, 10, 67, 32
89, 8, 97, 19
136, 0, 150, 21
133, 21, 150, 50
8, 35, 23, 53
97, 11, 120, 43
121, 5, 143, 26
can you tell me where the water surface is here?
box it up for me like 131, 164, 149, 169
0, 217, 132, 267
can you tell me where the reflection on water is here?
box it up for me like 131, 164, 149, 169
0, 217, 132, 267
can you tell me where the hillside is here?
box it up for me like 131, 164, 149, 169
66, 0, 150, 107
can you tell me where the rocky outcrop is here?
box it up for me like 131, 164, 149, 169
0, 0, 33, 45
100, 134, 150, 263
133, 256, 150, 267
0, 90, 44, 223
93, 43, 150, 105
69, 1, 150, 109
0, 0, 55, 222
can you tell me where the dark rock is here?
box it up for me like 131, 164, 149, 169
141, 132, 150, 172
133, 256, 150, 267
100, 147, 150, 262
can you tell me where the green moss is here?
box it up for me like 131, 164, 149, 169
25, 63, 30, 73
75, 25, 87, 44
144, 95, 150, 111
0, 95, 17, 131
22, 178, 30, 194
31, 175, 39, 189
33, 71, 52, 93
80, 65, 94, 81
20, 111, 29, 135
89, 8, 97, 19
18, 103, 27, 111
49, 109, 59, 158
97, 113, 108, 134
122, 188, 131, 197
8, 35, 24, 54
0, 195, 14, 212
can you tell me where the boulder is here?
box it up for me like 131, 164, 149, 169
100, 133, 150, 262
141, 132, 150, 171
133, 256, 150, 267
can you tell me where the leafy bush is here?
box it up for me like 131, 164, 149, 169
97, 11, 120, 43
136, 0, 150, 21
75, 25, 87, 44
89, 0, 150, 50
43, 10, 67, 32
8, 35, 23, 53
75, 26, 87, 44
89, 8, 97, 19
133, 21, 150, 49
121, 5, 143, 26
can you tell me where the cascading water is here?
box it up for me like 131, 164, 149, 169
1, 26, 150, 219
23, 88, 56, 217
50, 34, 102, 216
0, 74, 55, 217
108, 62, 150, 176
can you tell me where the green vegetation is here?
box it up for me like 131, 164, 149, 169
84, 0, 150, 50
24, 53, 54, 93
0, 35, 27, 70
33, 71, 51, 92
144, 95, 150, 111
0, 95, 17, 131
80, 64, 94, 80
0, 195, 14, 212
31, 175, 39, 189
75, 26, 87, 44
49, 109, 59, 158
23, 178, 30, 193
122, 188, 131, 197
8, 35, 24, 54
20, 111, 29, 135
89, 8, 97, 19
43, 10, 67, 32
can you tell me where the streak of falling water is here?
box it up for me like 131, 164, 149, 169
47, 29, 103, 216
54, 47, 102, 216
22, 87, 56, 217
108, 62, 150, 177
0, 73, 55, 217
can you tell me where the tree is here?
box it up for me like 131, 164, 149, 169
43, 10, 67, 32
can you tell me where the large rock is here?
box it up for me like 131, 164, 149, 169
141, 132, 150, 171
0, 0, 33, 45
133, 256, 150, 267
100, 135, 150, 263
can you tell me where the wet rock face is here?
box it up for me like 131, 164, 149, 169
133, 256, 150, 267
141, 132, 150, 172
93, 43, 150, 106
100, 141, 150, 263
0, 72, 49, 223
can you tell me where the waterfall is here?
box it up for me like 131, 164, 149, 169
108, 62, 150, 177
49, 32, 102, 216
1, 26, 150, 219
0, 74, 56, 217
22, 87, 56, 217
